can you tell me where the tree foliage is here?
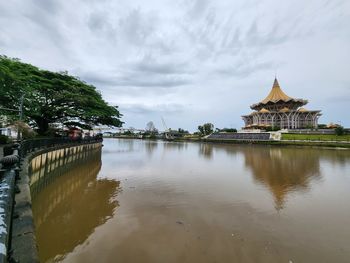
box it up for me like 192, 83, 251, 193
217, 128, 237, 133
198, 123, 214, 135
265, 126, 280, 132
178, 128, 189, 134
0, 56, 123, 135
145, 121, 157, 134
335, 126, 345, 136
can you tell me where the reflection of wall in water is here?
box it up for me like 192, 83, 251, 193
29, 143, 121, 262
243, 147, 321, 210
29, 143, 102, 198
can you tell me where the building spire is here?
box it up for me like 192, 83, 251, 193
260, 78, 291, 104
273, 77, 280, 89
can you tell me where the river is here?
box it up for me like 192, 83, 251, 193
31, 138, 350, 263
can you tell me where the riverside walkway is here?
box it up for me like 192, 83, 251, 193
0, 137, 102, 263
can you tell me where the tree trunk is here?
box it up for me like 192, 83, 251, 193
35, 117, 49, 135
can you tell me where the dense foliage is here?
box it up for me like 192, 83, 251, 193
335, 126, 345, 136
0, 56, 122, 135
177, 128, 189, 134
217, 128, 237, 133
198, 123, 214, 135
0, 134, 10, 144
265, 126, 280, 132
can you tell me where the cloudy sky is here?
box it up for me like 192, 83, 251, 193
1, 0, 349, 131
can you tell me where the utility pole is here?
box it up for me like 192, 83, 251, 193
17, 95, 24, 141
19, 94, 24, 121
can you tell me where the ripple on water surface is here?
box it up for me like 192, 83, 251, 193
32, 139, 350, 263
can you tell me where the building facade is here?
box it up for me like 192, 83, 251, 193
242, 78, 321, 129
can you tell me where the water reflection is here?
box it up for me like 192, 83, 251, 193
243, 147, 321, 210
31, 148, 121, 262
30, 139, 350, 263
163, 141, 188, 151
103, 138, 135, 154
199, 143, 214, 159
144, 140, 158, 155
196, 143, 323, 210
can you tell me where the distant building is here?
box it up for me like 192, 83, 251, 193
242, 78, 322, 129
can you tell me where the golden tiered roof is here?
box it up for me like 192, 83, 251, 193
250, 78, 307, 110
259, 108, 270, 113
279, 107, 289, 112
261, 78, 292, 104
298, 107, 308, 112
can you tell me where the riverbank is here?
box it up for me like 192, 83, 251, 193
176, 137, 350, 149
106, 136, 350, 149
281, 133, 350, 141
1, 138, 103, 263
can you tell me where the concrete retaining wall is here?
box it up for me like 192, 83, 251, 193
11, 142, 102, 263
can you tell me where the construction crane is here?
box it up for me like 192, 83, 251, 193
161, 117, 174, 140
161, 117, 170, 132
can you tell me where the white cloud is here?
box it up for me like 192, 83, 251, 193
1, 0, 349, 130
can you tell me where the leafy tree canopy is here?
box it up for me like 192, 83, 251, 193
335, 126, 344, 136
198, 123, 214, 135
216, 128, 237, 133
0, 55, 123, 135
177, 128, 189, 134
145, 121, 157, 134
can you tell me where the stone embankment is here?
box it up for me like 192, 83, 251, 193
0, 138, 102, 263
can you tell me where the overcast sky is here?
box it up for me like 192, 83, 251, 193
1, 0, 349, 131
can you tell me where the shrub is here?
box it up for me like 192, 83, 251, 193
219, 128, 237, 133
148, 134, 157, 139
265, 126, 280, 132
0, 134, 10, 144
335, 126, 345, 136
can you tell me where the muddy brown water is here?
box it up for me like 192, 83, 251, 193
31, 138, 350, 263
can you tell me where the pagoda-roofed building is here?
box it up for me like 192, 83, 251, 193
242, 78, 321, 129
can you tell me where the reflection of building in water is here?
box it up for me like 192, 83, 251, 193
243, 147, 321, 210
30, 147, 120, 262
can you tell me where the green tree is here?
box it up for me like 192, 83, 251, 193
335, 126, 344, 136
198, 123, 214, 135
218, 128, 237, 133
265, 126, 280, 132
178, 128, 189, 134
0, 56, 123, 135
318, 124, 328, 129
145, 121, 157, 134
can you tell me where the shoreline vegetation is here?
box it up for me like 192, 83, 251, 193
1, 56, 348, 151
108, 134, 350, 149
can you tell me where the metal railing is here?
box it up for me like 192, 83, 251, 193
0, 144, 20, 263
19, 137, 102, 158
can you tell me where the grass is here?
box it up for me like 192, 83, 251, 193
202, 138, 350, 148
282, 133, 350, 142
